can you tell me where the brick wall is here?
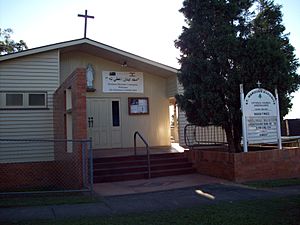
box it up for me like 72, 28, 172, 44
186, 148, 300, 182
0, 161, 57, 192
234, 148, 300, 182
53, 68, 87, 189
53, 68, 87, 143
186, 150, 235, 180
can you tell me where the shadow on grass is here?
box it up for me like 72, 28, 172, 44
14, 195, 300, 225
243, 178, 300, 189
0, 192, 101, 208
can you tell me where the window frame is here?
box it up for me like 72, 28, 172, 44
112, 100, 120, 127
128, 97, 149, 115
28, 93, 47, 108
0, 91, 48, 109
5, 92, 24, 108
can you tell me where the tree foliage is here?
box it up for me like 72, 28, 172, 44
0, 28, 28, 55
242, 0, 299, 117
175, 0, 300, 152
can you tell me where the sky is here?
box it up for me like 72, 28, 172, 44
0, 0, 299, 119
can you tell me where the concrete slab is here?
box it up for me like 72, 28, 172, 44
93, 174, 229, 196
94, 143, 186, 158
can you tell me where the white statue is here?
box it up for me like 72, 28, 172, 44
86, 64, 95, 89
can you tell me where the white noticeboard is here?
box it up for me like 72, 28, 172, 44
240, 85, 282, 152
246, 116, 278, 144
102, 71, 143, 93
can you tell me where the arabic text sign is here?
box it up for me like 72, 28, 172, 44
244, 88, 278, 144
102, 71, 144, 93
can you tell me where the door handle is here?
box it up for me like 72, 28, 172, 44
88, 117, 94, 128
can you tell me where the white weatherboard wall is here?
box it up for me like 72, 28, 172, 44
176, 81, 189, 146
167, 76, 178, 98
0, 51, 59, 163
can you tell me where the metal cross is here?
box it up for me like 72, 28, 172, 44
78, 10, 94, 38
257, 80, 262, 88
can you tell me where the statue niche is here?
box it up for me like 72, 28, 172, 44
86, 64, 95, 92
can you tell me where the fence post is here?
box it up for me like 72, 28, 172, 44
82, 141, 87, 188
88, 138, 94, 193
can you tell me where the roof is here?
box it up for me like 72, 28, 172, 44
0, 38, 178, 77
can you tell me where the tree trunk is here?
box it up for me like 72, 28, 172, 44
233, 119, 242, 153
224, 124, 236, 153
224, 120, 242, 153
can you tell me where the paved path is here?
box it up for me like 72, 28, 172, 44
93, 174, 228, 196
1, 183, 300, 223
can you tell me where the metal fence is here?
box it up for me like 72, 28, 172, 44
0, 138, 93, 195
184, 124, 227, 148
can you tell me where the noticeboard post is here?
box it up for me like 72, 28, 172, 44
240, 84, 282, 152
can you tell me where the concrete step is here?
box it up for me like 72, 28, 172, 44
93, 152, 184, 163
94, 167, 196, 183
93, 152, 196, 183
93, 157, 189, 169
94, 162, 194, 176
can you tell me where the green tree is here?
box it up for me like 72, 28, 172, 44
242, 0, 299, 117
0, 28, 28, 54
175, 0, 299, 152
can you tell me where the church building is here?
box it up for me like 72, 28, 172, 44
0, 38, 187, 163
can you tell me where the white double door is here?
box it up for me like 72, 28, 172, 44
87, 98, 121, 149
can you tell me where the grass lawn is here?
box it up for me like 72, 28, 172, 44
13, 195, 300, 225
0, 192, 100, 208
243, 178, 300, 188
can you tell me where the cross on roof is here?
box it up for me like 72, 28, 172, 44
257, 80, 262, 88
78, 10, 94, 38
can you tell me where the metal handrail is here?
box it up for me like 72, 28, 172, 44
134, 131, 151, 179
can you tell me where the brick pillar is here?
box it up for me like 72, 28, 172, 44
53, 68, 87, 189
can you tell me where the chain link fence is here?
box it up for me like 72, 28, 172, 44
0, 139, 93, 195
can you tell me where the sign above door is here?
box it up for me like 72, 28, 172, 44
102, 71, 144, 93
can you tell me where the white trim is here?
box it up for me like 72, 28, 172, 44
0, 38, 178, 74
240, 84, 248, 152
275, 88, 282, 149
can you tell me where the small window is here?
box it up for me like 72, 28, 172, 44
29, 93, 46, 106
112, 101, 120, 127
6, 93, 23, 106
0, 92, 47, 109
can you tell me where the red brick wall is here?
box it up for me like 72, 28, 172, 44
234, 148, 300, 182
0, 161, 57, 192
187, 148, 300, 182
53, 68, 87, 143
186, 150, 235, 180
53, 68, 88, 189
0, 160, 84, 192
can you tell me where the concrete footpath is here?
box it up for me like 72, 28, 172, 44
0, 181, 300, 223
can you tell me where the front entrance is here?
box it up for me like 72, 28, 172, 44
169, 98, 179, 143
87, 98, 121, 149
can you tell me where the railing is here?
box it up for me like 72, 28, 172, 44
281, 136, 300, 147
134, 131, 151, 179
184, 124, 227, 148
